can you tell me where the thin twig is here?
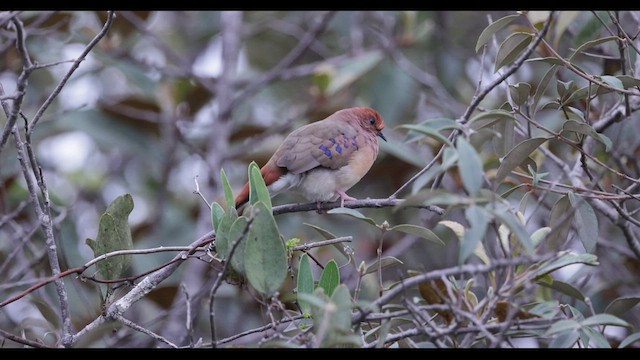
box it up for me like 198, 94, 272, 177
116, 315, 178, 348
291, 236, 352, 251
272, 198, 444, 215
26, 11, 114, 134
209, 215, 254, 348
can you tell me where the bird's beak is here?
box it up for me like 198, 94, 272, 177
377, 130, 387, 142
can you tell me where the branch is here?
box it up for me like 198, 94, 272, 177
352, 255, 550, 324
230, 11, 336, 109
116, 315, 178, 348
291, 236, 352, 251
271, 197, 444, 215
26, 10, 114, 134
391, 13, 555, 197
70, 230, 216, 345
0, 328, 50, 348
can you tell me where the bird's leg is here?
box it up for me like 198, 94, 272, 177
337, 190, 357, 208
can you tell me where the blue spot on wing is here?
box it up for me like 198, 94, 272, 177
319, 144, 332, 159
335, 144, 342, 154
351, 136, 359, 150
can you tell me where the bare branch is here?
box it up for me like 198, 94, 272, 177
272, 197, 444, 215
116, 315, 178, 348
26, 11, 114, 134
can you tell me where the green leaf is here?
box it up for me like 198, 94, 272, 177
530, 227, 551, 247
600, 75, 625, 91
475, 14, 520, 52
568, 192, 598, 253
568, 36, 619, 62
495, 137, 550, 186
318, 259, 340, 297
538, 279, 585, 301
297, 254, 314, 315
617, 75, 640, 89
398, 124, 452, 147
536, 252, 599, 278
244, 202, 287, 297
304, 223, 356, 267
604, 297, 640, 317
545, 319, 580, 335
390, 224, 444, 245
581, 326, 611, 348
581, 314, 631, 328
490, 205, 533, 253
459, 205, 489, 264
329, 284, 353, 332
211, 202, 225, 232
220, 168, 234, 210
547, 195, 572, 251
456, 138, 484, 195
533, 65, 559, 114
619, 332, 640, 348
363, 256, 404, 276
248, 162, 272, 210
228, 216, 249, 275
562, 120, 612, 151
85, 194, 134, 285
495, 32, 533, 72
509, 82, 531, 106
214, 209, 238, 259
469, 109, 516, 131
525, 57, 565, 65
327, 207, 377, 227
438, 220, 464, 239
549, 330, 579, 348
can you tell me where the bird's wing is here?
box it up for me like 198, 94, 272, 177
274, 120, 361, 175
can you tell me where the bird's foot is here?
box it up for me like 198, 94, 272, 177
337, 190, 357, 208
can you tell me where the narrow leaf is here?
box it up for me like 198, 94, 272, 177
569, 36, 619, 62
545, 319, 580, 335
211, 201, 225, 232
619, 332, 640, 348
490, 206, 533, 253
469, 110, 516, 131
495, 137, 550, 186
398, 124, 452, 146
582, 314, 631, 328
297, 254, 314, 314
582, 326, 611, 348
364, 256, 404, 276
248, 162, 272, 210
456, 138, 484, 195
327, 207, 377, 226
547, 195, 572, 250
318, 259, 340, 297
495, 32, 533, 72
220, 168, 234, 210
530, 227, 551, 247
568, 192, 598, 253
604, 297, 640, 317
475, 14, 520, 52
562, 120, 612, 151
390, 224, 444, 245
538, 279, 585, 301
244, 202, 287, 297
228, 216, 249, 275
533, 65, 559, 114
536, 252, 599, 278
459, 205, 489, 264
601, 75, 625, 90
438, 220, 464, 239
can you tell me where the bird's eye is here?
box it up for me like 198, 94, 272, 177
369, 117, 375, 125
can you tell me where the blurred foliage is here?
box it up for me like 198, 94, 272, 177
1, 10, 640, 348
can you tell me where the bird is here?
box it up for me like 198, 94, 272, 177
234, 107, 386, 210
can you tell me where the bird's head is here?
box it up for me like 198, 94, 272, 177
340, 107, 387, 142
